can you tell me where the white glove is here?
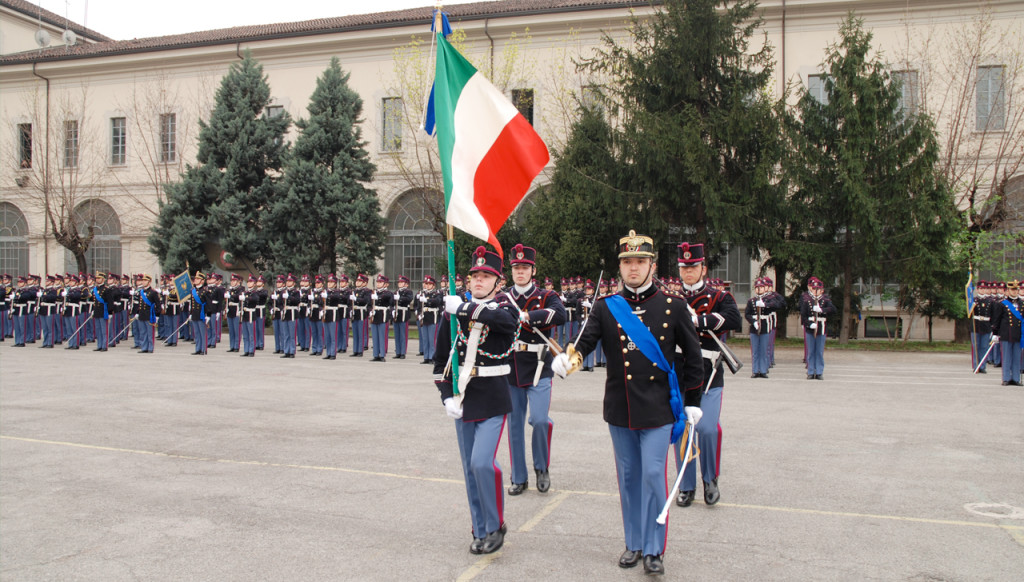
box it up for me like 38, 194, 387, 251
309, 293, 315, 301
519, 311, 530, 324
224, 292, 230, 299
61, 290, 67, 297
809, 322, 817, 330
756, 299, 766, 308
684, 406, 703, 426
691, 314, 699, 326
37, 290, 43, 297
583, 300, 592, 308
443, 397, 463, 420
753, 321, 760, 332
321, 291, 327, 298
349, 293, 356, 301
271, 293, 278, 300
372, 292, 378, 300
991, 335, 1000, 344
162, 290, 169, 296
551, 352, 571, 378
204, 316, 210, 324
282, 291, 289, 299
444, 295, 462, 314
813, 305, 822, 313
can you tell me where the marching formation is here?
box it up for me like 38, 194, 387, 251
970, 280, 1024, 386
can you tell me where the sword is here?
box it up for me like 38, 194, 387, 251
69, 315, 92, 340
110, 315, 138, 346
682, 300, 743, 374
974, 340, 998, 374
572, 270, 603, 350
164, 318, 190, 343
456, 322, 484, 406
657, 418, 698, 525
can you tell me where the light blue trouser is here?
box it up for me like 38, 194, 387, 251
371, 322, 388, 357
971, 333, 990, 371
421, 324, 436, 360
0, 310, 9, 338
93, 317, 109, 349
241, 320, 255, 354
805, 332, 826, 375
132, 317, 144, 348
191, 320, 207, 354
454, 415, 507, 539
750, 332, 770, 374
351, 319, 365, 354
41, 314, 56, 346
227, 316, 240, 350
312, 320, 324, 352
608, 423, 672, 557
282, 320, 296, 355
255, 316, 265, 349
324, 320, 337, 356
63, 315, 78, 347
273, 319, 282, 352
416, 321, 423, 355
674, 386, 723, 491
13, 313, 27, 344
507, 377, 553, 484
394, 321, 409, 356
1001, 341, 1022, 383
338, 318, 349, 352
297, 317, 310, 349
138, 321, 153, 352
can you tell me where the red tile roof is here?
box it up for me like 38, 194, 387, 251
0, 0, 653, 66
1, 0, 114, 43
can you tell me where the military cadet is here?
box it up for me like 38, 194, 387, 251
188, 272, 211, 355
745, 277, 785, 378
165, 277, 185, 347
10, 276, 32, 346
989, 282, 1005, 368
320, 274, 341, 359
295, 274, 312, 352
237, 275, 258, 357
393, 275, 415, 359
969, 281, 991, 373
209, 274, 226, 349
800, 277, 837, 380
349, 274, 371, 357
418, 275, 443, 363
224, 274, 243, 352
280, 274, 299, 358
502, 244, 566, 496
37, 275, 60, 348
89, 272, 115, 351
579, 279, 597, 371
561, 277, 578, 349
252, 276, 267, 351
0, 274, 11, 341
672, 242, 743, 509
271, 275, 285, 354
128, 274, 145, 349
336, 274, 351, 354
309, 275, 325, 356
61, 274, 83, 350
551, 230, 704, 575
105, 273, 122, 346
433, 246, 519, 555
989, 279, 1023, 386
369, 274, 394, 361
135, 274, 160, 353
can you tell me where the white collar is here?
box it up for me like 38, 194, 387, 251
624, 280, 654, 294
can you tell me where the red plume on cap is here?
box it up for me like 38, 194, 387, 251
475, 246, 487, 259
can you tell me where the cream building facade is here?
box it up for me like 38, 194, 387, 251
1, 0, 1022, 340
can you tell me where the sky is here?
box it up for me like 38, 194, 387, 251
33, 0, 483, 40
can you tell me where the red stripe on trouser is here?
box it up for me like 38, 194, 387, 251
661, 446, 670, 552
493, 415, 507, 527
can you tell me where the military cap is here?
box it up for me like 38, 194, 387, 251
509, 244, 536, 266
468, 246, 503, 277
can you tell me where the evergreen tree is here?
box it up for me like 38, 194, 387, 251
265, 57, 384, 275
581, 0, 783, 257
785, 15, 957, 343
150, 52, 290, 273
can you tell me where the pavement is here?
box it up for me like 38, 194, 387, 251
1, 339, 1022, 581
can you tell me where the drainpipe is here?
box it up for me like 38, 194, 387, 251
484, 18, 494, 78
32, 62, 51, 274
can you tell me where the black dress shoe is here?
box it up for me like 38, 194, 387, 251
93, 347, 103, 351
643, 554, 664, 575
328, 355, 336, 360
978, 369, 987, 374
396, 354, 405, 359
479, 528, 504, 554
422, 359, 433, 364
1002, 381, 1011, 386
508, 481, 528, 496
535, 469, 550, 493
618, 549, 642, 568
273, 350, 282, 354
815, 374, 823, 380
703, 478, 720, 505
750, 373, 758, 378
807, 374, 815, 380
676, 490, 694, 507
469, 537, 485, 554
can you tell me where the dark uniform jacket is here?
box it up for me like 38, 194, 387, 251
675, 282, 742, 390
501, 284, 566, 388
0, 285, 8, 313
323, 289, 343, 323
91, 285, 115, 319
744, 292, 785, 335
310, 288, 325, 323
972, 296, 993, 335
226, 286, 243, 319
417, 290, 444, 326
189, 285, 211, 322
351, 287, 372, 321
253, 288, 268, 319
394, 288, 415, 323
370, 288, 394, 324
433, 298, 519, 422
990, 296, 1024, 343
281, 287, 301, 322
336, 286, 351, 320
799, 293, 837, 335
39, 287, 60, 317
574, 283, 705, 429
138, 288, 162, 323
241, 289, 260, 323
62, 287, 83, 317
297, 286, 313, 319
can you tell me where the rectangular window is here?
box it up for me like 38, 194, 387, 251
512, 88, 535, 125
63, 120, 79, 168
977, 65, 1006, 131
808, 74, 829, 105
381, 97, 403, 152
893, 70, 919, 119
17, 123, 32, 169
160, 113, 177, 163
110, 117, 126, 166
265, 105, 284, 118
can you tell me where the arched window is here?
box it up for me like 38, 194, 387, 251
385, 189, 444, 291
0, 202, 29, 277
66, 199, 122, 275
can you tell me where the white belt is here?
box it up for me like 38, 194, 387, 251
286, 306, 299, 311
373, 306, 388, 310
353, 306, 367, 311
973, 315, 990, 321
515, 341, 547, 354
423, 307, 438, 312
467, 364, 511, 377
325, 306, 338, 311
701, 348, 719, 360
757, 314, 772, 319
41, 302, 56, 306
244, 307, 256, 312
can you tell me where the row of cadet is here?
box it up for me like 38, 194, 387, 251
968, 279, 1024, 386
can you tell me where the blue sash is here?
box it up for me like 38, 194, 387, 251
1002, 299, 1023, 324
140, 290, 158, 324
93, 287, 109, 320
605, 294, 686, 444
191, 288, 206, 320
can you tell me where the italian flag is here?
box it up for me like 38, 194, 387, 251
433, 33, 550, 257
